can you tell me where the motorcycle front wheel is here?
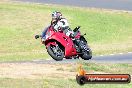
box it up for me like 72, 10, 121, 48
47, 44, 64, 61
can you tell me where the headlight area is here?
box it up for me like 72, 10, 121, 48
41, 31, 52, 43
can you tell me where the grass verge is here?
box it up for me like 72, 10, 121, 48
0, 77, 131, 88
0, 62, 132, 87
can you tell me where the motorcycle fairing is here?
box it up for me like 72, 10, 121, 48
44, 28, 77, 57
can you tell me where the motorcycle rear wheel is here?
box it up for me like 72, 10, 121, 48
80, 48, 92, 60
47, 44, 64, 61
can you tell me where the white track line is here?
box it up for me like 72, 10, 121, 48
99, 55, 104, 56
100, 52, 132, 57
128, 52, 132, 54
109, 54, 114, 56
119, 53, 123, 55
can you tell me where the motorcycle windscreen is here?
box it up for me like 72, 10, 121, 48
41, 26, 50, 38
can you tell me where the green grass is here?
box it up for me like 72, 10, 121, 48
0, 78, 131, 88
83, 63, 132, 74
0, 1, 132, 61
0, 62, 132, 88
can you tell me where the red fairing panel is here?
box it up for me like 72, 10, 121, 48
48, 31, 77, 57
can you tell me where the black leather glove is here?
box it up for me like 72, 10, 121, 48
69, 33, 75, 38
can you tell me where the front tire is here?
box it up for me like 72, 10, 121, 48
47, 44, 64, 61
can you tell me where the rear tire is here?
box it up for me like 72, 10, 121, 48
47, 44, 64, 61
80, 48, 92, 60
79, 38, 92, 60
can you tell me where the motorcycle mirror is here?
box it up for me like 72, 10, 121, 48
35, 35, 40, 39
78, 26, 81, 29
84, 33, 86, 35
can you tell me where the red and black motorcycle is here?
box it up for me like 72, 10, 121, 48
35, 26, 92, 61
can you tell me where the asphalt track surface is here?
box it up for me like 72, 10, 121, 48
16, 0, 132, 11
26, 52, 132, 64
11, 0, 132, 64
1, 53, 132, 64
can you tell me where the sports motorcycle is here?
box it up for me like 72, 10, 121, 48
35, 26, 92, 61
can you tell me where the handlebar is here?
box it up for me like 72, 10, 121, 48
73, 26, 81, 32
77, 26, 81, 29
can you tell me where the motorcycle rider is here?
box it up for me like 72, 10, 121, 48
51, 11, 74, 37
